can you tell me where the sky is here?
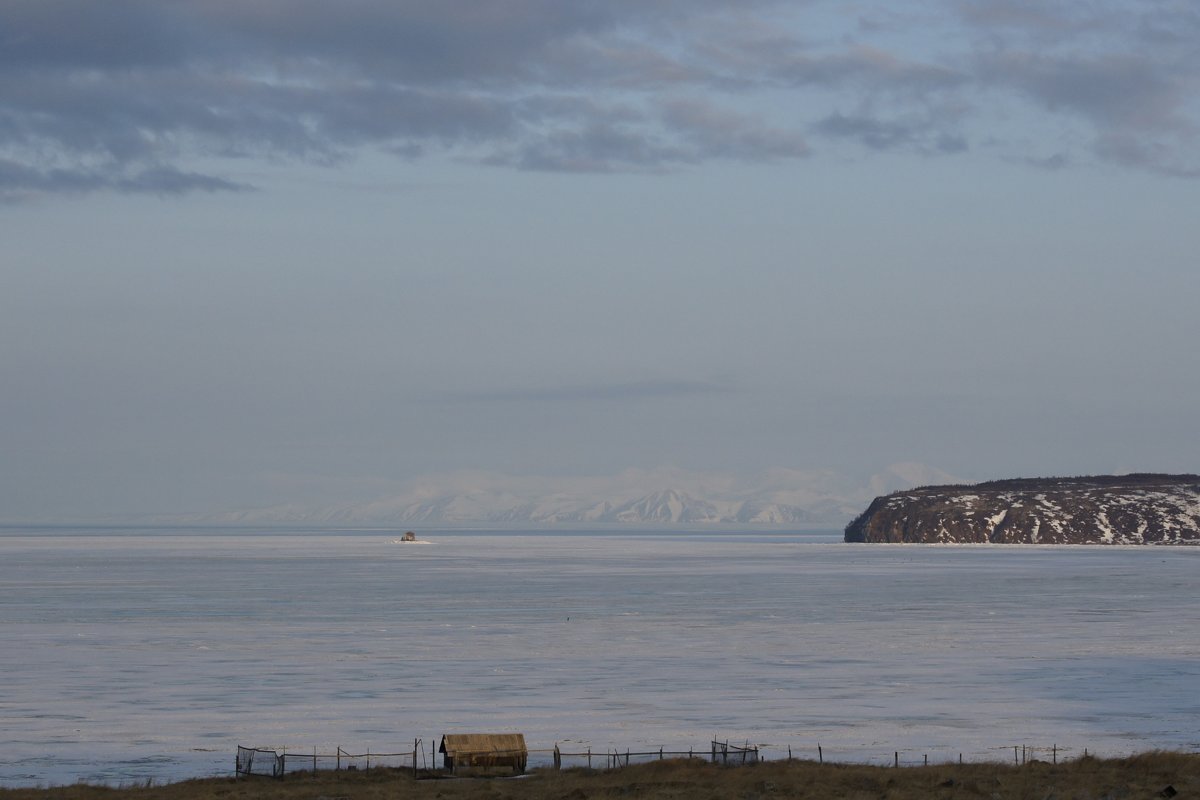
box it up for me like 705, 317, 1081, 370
2, 0, 1199, 520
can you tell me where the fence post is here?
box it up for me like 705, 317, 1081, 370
313, 746, 317, 774
1014, 746, 1018, 766
894, 752, 899, 768
924, 754, 928, 767
1053, 744, 1057, 765
367, 748, 370, 771
554, 745, 561, 770
660, 747, 663, 761
818, 744, 822, 764
413, 739, 418, 777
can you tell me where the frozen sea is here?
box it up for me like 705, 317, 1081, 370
1, 527, 1197, 786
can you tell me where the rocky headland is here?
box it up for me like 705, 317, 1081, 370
844, 473, 1200, 544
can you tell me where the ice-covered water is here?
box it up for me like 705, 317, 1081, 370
1, 527, 1197, 786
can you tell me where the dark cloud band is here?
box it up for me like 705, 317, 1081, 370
1, 0, 1197, 199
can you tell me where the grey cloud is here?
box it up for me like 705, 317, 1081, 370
975, 52, 1183, 129
815, 113, 967, 155
542, 40, 712, 91
771, 46, 966, 96
0, 159, 107, 198
437, 379, 735, 405
1, 70, 518, 174
959, 0, 1200, 51
497, 98, 808, 172
1134, 7, 1200, 47
0, 1, 598, 76
0, 0, 197, 70
0, 158, 251, 201
482, 94, 688, 172
1023, 152, 1070, 171
935, 133, 969, 154
503, 122, 688, 173
816, 113, 916, 150
956, 0, 1108, 40
0, 1, 812, 192
3, 0, 1200, 197
974, 50, 1198, 173
660, 100, 809, 161
1093, 134, 1200, 179
115, 166, 254, 195
956, 1, 1200, 174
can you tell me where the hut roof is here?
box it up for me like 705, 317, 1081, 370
439, 733, 527, 756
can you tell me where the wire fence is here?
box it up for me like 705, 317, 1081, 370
236, 739, 1084, 779
548, 740, 759, 770
237, 742, 428, 778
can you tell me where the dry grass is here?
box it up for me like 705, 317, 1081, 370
3, 752, 1196, 800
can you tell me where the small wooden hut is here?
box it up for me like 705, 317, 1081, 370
439, 733, 527, 774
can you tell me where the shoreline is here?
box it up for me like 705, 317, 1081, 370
1, 751, 1196, 799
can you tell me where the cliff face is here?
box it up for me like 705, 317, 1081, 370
844, 474, 1200, 544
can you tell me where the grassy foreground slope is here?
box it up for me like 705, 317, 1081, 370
3, 753, 1196, 800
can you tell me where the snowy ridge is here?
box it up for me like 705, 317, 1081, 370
189, 463, 958, 527
844, 474, 1200, 544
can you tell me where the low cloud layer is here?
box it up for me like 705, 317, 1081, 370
436, 378, 735, 405
2, 0, 1198, 198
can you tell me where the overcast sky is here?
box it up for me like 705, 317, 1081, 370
2, 0, 1198, 519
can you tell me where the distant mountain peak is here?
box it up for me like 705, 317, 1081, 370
185, 464, 959, 528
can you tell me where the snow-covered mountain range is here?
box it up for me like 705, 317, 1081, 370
194, 463, 958, 527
